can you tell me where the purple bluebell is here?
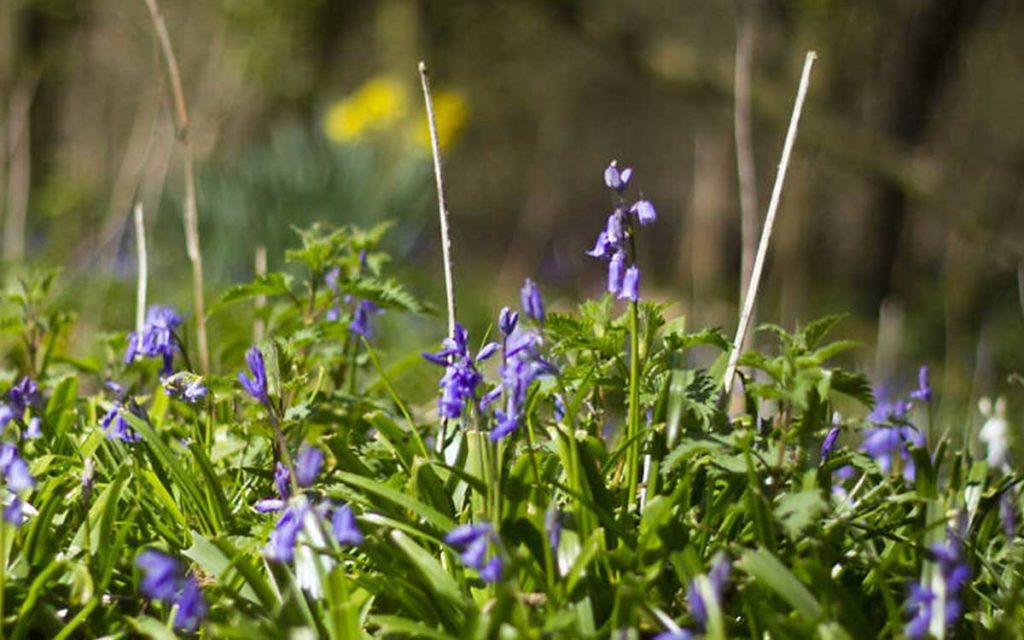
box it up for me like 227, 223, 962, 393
586, 231, 615, 260
821, 425, 841, 461
608, 251, 626, 294
136, 550, 182, 602
905, 538, 968, 639
8, 377, 39, 414
101, 403, 140, 442
554, 394, 566, 421
862, 425, 924, 483
331, 503, 364, 545
631, 199, 657, 225
476, 342, 500, 362
545, 507, 561, 552
445, 522, 502, 582
867, 389, 911, 424
618, 266, 640, 301
295, 444, 324, 488
424, 324, 484, 420
686, 553, 731, 629
478, 556, 503, 583
162, 372, 207, 404
25, 417, 41, 439
603, 160, 632, 192
125, 305, 183, 374
349, 300, 381, 338
274, 462, 291, 500
238, 346, 269, 404
265, 504, 306, 563
254, 499, 285, 513
174, 577, 208, 632
498, 307, 518, 337
910, 365, 932, 403
445, 523, 492, 547
488, 329, 552, 442
654, 631, 694, 640
520, 278, 545, 323
0, 405, 13, 429
3, 498, 22, 525
1001, 491, 1017, 537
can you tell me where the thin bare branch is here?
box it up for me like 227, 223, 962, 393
254, 245, 267, 343
724, 51, 817, 394
142, 0, 209, 373
134, 203, 148, 334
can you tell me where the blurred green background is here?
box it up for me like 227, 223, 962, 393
0, 0, 1022, 409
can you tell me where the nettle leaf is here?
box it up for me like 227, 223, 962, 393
209, 272, 294, 316
664, 326, 731, 352
801, 313, 847, 349
829, 370, 874, 407
339, 276, 432, 314
774, 489, 826, 540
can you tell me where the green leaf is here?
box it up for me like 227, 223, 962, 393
335, 471, 456, 533
737, 548, 823, 622
208, 272, 294, 317
390, 530, 467, 609
774, 490, 825, 541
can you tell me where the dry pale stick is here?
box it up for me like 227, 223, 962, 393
254, 245, 267, 343
134, 203, 148, 334
723, 51, 817, 395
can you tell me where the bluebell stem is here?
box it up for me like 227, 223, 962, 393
238, 346, 269, 404
909, 365, 932, 403
445, 523, 502, 583
905, 537, 968, 639
294, 444, 324, 488
498, 307, 518, 337
125, 305, 183, 374
603, 160, 632, 192
520, 278, 545, 322
331, 503, 364, 545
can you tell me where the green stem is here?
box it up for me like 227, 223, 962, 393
0, 519, 6, 640
625, 300, 641, 511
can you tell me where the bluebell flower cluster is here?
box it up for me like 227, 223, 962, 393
101, 402, 142, 442
136, 550, 208, 632
294, 444, 324, 488
905, 537, 969, 639
520, 279, 545, 323
0, 377, 42, 440
125, 305, 183, 375
239, 346, 269, 404
423, 324, 496, 420
349, 299, 382, 338
264, 498, 363, 563
161, 371, 208, 404
445, 523, 502, 583
1, 441, 34, 525
587, 160, 657, 302
861, 373, 933, 483
686, 552, 732, 629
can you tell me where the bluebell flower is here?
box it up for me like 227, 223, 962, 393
445, 523, 492, 547
520, 278, 545, 322
619, 266, 640, 301
136, 550, 207, 632
1001, 490, 1017, 537
125, 305, 183, 374
545, 507, 561, 552
101, 403, 141, 442
905, 537, 968, 639
162, 371, 207, 405
254, 498, 285, 513
488, 327, 552, 442
631, 199, 657, 225
603, 160, 632, 192
862, 425, 924, 483
8, 377, 39, 414
25, 417, 41, 439
821, 425, 841, 461
174, 577, 208, 632
331, 503, 364, 545
274, 462, 290, 500
910, 365, 932, 403
554, 394, 566, 421
445, 522, 503, 582
295, 445, 324, 488
608, 251, 626, 294
238, 346, 269, 404
424, 324, 485, 420
686, 553, 731, 629
478, 556, 503, 583
265, 504, 306, 563
498, 307, 518, 337
0, 405, 13, 429
349, 300, 382, 338
3, 497, 23, 525
654, 631, 693, 640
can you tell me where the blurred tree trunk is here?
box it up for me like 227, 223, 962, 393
866, 0, 990, 310
687, 130, 732, 328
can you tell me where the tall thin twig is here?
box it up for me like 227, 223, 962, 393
254, 245, 267, 343
4, 72, 37, 262
724, 51, 817, 394
418, 61, 457, 339
142, 0, 210, 374
734, 1, 758, 348
134, 203, 148, 334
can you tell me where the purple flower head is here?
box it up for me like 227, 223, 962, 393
445, 522, 502, 582
686, 553, 731, 629
162, 372, 207, 405
520, 278, 545, 323
476, 342, 500, 363
254, 499, 285, 513
265, 504, 306, 563
906, 537, 968, 639
349, 300, 382, 338
295, 444, 324, 488
862, 425, 924, 482
478, 556, 503, 583
424, 324, 485, 420
618, 265, 640, 301
631, 199, 657, 226
545, 507, 561, 552
445, 523, 491, 547
910, 365, 932, 403
174, 577, 208, 632
868, 385, 912, 424
603, 160, 633, 192
24, 416, 41, 439
3, 497, 23, 526
1001, 491, 1017, 537
0, 405, 13, 429
125, 305, 183, 374
654, 632, 694, 640
8, 377, 40, 414
821, 425, 841, 461
554, 394, 566, 421
586, 231, 616, 260
498, 307, 519, 337
488, 336, 552, 442
331, 503, 364, 545
136, 550, 182, 602
238, 346, 269, 404
608, 250, 626, 295
605, 211, 625, 246
101, 403, 141, 443
274, 462, 291, 500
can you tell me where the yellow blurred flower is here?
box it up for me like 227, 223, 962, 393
324, 76, 409, 143
411, 90, 468, 151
